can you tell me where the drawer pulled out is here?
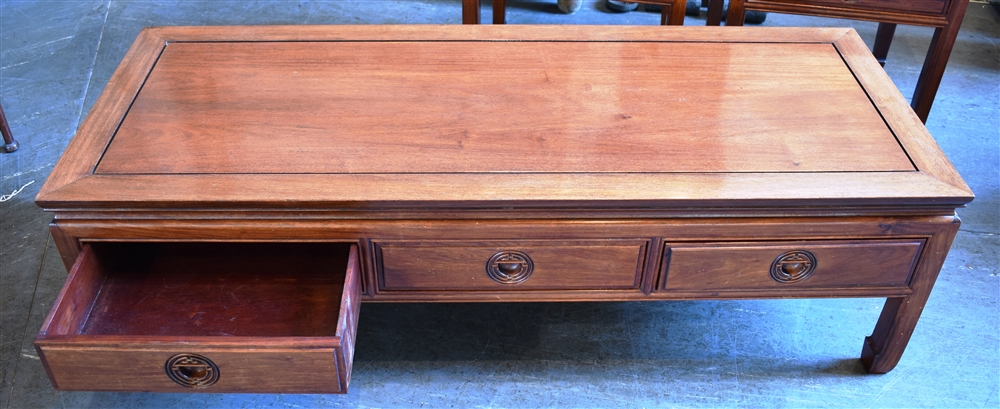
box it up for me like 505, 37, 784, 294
35, 242, 361, 393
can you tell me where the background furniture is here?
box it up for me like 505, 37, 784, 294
696, 0, 766, 26
623, 0, 687, 25
1, 103, 18, 153
725, 0, 971, 123
463, 0, 686, 25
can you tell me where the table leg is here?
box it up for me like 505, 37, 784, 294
861, 218, 960, 373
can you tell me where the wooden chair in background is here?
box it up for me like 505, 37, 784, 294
725, 0, 971, 123
1, 103, 18, 153
462, 0, 687, 25
459, 0, 969, 122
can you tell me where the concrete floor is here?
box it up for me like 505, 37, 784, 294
1, 1, 997, 408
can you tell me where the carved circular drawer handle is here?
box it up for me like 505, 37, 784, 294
486, 251, 534, 284
770, 250, 817, 284
166, 353, 219, 388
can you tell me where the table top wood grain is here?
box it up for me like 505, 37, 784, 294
36, 25, 972, 210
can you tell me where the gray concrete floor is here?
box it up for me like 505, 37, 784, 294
1, 1, 997, 408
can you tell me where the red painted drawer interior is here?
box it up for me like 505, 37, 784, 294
35, 242, 361, 393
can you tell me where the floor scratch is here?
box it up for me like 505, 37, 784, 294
0, 180, 34, 202
5, 233, 50, 408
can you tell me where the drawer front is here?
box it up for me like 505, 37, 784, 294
35, 242, 362, 393
661, 239, 923, 292
747, 0, 951, 16
37, 344, 346, 393
376, 240, 648, 291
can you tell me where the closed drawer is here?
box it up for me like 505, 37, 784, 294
35, 242, 361, 393
660, 239, 923, 293
375, 240, 648, 291
747, 0, 951, 16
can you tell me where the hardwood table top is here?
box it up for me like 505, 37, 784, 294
36, 25, 972, 210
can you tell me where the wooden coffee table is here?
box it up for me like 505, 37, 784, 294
34, 25, 972, 394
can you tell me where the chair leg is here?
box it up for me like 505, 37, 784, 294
872, 23, 897, 67
706, 0, 724, 26
911, 0, 969, 123
667, 0, 687, 25
1, 103, 18, 153
493, 0, 506, 24
724, 0, 746, 26
462, 0, 481, 24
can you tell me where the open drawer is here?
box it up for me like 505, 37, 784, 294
35, 242, 361, 393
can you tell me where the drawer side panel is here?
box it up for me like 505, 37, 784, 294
336, 245, 362, 391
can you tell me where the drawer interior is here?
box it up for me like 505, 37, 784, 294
37, 241, 361, 393
51, 242, 351, 338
